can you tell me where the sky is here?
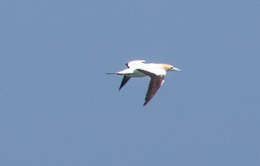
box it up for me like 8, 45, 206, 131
0, 0, 260, 165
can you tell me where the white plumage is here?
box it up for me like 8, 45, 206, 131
107, 60, 181, 106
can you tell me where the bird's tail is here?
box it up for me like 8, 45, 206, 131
105, 72, 118, 75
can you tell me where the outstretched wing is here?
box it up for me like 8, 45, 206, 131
119, 76, 131, 90
137, 69, 165, 106
125, 60, 146, 68
143, 76, 164, 106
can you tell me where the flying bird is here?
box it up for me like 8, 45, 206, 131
107, 60, 181, 106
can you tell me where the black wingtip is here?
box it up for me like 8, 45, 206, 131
118, 83, 124, 91
143, 101, 148, 106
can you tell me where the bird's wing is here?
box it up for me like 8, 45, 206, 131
126, 60, 146, 68
119, 76, 131, 90
137, 69, 165, 106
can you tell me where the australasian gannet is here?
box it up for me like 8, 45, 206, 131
107, 60, 181, 106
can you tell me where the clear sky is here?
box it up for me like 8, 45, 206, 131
0, 0, 260, 165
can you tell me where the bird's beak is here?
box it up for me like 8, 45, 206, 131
171, 66, 181, 72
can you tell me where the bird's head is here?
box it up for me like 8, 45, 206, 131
162, 64, 181, 72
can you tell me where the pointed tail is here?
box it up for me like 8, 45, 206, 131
105, 72, 118, 75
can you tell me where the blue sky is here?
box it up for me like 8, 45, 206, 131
0, 0, 260, 165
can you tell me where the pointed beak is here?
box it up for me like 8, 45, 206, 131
171, 66, 181, 72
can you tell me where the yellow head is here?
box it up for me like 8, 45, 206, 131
162, 64, 181, 71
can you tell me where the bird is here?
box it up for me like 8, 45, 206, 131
107, 60, 181, 106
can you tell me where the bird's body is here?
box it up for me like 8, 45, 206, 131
107, 60, 181, 106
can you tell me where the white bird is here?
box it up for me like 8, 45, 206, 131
107, 60, 181, 106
